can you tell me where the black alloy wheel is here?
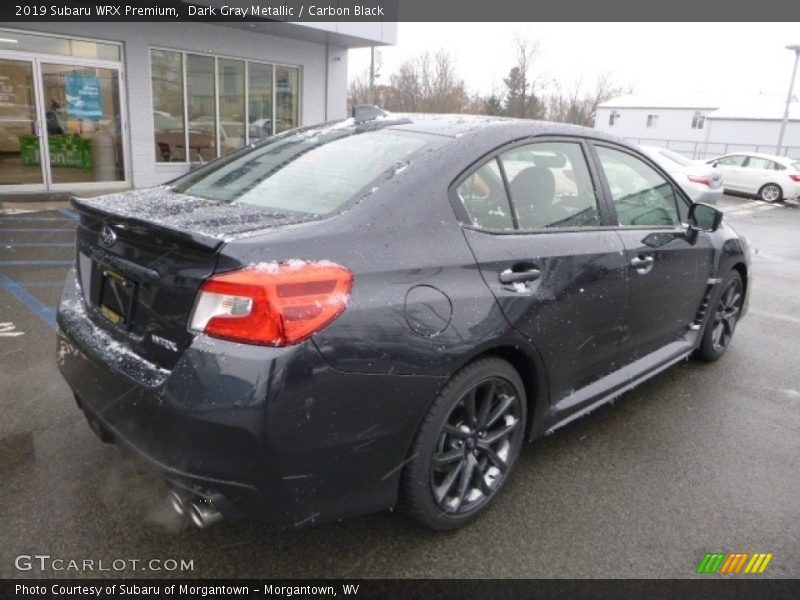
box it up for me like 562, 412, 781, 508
402, 358, 527, 530
697, 270, 744, 361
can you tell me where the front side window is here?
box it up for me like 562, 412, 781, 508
500, 142, 601, 229
456, 159, 515, 230
716, 155, 746, 167
173, 126, 442, 217
596, 146, 680, 227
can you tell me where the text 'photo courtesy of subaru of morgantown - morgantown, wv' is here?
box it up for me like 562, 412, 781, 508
56, 108, 750, 531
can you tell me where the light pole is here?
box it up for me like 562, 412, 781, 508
776, 44, 800, 155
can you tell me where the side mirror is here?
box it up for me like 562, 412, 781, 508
689, 202, 723, 233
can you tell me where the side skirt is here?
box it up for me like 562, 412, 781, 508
543, 340, 696, 436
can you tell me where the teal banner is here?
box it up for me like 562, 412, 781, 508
65, 74, 102, 120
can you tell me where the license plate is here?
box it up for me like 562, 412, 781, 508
99, 269, 135, 326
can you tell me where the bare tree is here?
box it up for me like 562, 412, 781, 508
544, 73, 625, 127
383, 50, 470, 113
347, 69, 372, 113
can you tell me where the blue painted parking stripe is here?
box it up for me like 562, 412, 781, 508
1, 243, 74, 248
59, 208, 79, 221
0, 273, 57, 330
0, 216, 73, 221
17, 281, 65, 288
0, 228, 75, 232
0, 260, 74, 266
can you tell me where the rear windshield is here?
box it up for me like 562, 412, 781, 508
171, 124, 442, 216
658, 149, 693, 167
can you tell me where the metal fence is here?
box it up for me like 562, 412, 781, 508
622, 137, 800, 161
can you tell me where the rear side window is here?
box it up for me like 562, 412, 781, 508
746, 157, 773, 169
172, 126, 442, 216
596, 146, 680, 227
456, 159, 515, 230
500, 142, 601, 229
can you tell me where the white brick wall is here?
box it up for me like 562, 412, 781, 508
595, 107, 713, 143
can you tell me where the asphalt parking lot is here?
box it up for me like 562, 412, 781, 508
1, 194, 799, 579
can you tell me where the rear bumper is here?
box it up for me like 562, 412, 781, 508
56, 269, 445, 525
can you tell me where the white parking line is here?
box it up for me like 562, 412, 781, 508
720, 201, 786, 216
0, 208, 38, 216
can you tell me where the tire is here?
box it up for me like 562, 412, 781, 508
758, 183, 782, 203
401, 357, 527, 530
696, 270, 744, 362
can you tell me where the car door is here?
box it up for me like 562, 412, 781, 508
741, 156, 773, 194
592, 143, 715, 362
714, 154, 747, 191
455, 138, 628, 405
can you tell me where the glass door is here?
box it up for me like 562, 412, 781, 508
0, 57, 46, 189
40, 61, 126, 185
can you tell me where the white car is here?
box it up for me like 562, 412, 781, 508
639, 146, 723, 205
707, 152, 800, 203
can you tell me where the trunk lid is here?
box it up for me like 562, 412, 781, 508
71, 187, 304, 370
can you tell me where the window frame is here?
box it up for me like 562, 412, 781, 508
448, 135, 618, 235
149, 45, 302, 165
587, 140, 692, 231
691, 112, 705, 130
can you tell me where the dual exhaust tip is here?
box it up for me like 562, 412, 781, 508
169, 489, 224, 529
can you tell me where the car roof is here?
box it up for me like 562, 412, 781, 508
717, 151, 792, 163
378, 112, 618, 140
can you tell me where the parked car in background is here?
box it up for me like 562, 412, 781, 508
56, 113, 750, 531
707, 152, 800, 202
639, 145, 722, 205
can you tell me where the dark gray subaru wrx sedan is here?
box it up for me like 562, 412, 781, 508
56, 110, 750, 530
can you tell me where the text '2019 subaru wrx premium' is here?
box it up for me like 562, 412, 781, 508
57, 110, 750, 530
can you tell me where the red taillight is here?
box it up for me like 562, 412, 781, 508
789, 174, 800, 182
688, 175, 711, 187
189, 261, 353, 346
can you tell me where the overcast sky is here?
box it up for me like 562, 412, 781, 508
348, 23, 800, 102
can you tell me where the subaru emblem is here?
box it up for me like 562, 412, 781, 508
100, 224, 117, 247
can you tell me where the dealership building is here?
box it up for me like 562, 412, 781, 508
0, 19, 395, 198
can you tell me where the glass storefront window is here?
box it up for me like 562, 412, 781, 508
151, 49, 184, 163
0, 30, 120, 61
275, 66, 299, 134
248, 63, 272, 142
0, 59, 42, 185
41, 63, 125, 183
186, 54, 217, 163
150, 49, 299, 163
217, 58, 245, 155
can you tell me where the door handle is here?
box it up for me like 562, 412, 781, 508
630, 255, 654, 272
499, 267, 541, 285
